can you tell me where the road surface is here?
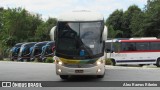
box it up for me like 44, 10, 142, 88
0, 61, 160, 90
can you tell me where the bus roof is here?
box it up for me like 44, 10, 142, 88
120, 39, 160, 42
23, 42, 37, 46
58, 10, 104, 21
34, 41, 49, 46
106, 38, 160, 43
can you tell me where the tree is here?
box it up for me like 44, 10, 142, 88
106, 9, 123, 38
1, 7, 43, 46
122, 5, 142, 38
130, 10, 145, 37
35, 17, 57, 41
108, 25, 123, 39
143, 0, 160, 37
0, 7, 43, 58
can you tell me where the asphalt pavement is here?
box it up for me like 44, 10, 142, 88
0, 61, 160, 90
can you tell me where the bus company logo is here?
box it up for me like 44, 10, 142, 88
111, 53, 127, 57
2, 82, 11, 87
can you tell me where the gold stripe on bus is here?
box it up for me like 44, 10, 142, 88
59, 58, 80, 64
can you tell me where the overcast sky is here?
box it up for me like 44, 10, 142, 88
0, 0, 147, 20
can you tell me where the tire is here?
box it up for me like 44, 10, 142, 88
60, 75, 69, 79
111, 59, 116, 66
156, 58, 160, 67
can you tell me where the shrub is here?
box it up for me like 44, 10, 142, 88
105, 59, 113, 65
45, 57, 54, 63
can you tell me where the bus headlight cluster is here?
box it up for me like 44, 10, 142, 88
58, 61, 63, 65
58, 69, 62, 72
97, 69, 101, 72
96, 60, 103, 65
54, 56, 63, 65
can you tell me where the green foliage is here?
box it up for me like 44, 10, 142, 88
45, 57, 54, 63
107, 5, 144, 38
107, 1, 160, 38
143, 0, 160, 37
35, 18, 57, 41
1, 7, 42, 46
106, 9, 123, 38
105, 59, 112, 65
0, 7, 57, 57
122, 5, 142, 38
108, 25, 123, 39
130, 11, 145, 37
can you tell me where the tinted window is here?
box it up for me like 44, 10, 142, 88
136, 42, 149, 50
121, 43, 136, 51
56, 21, 103, 58
150, 42, 160, 50
105, 42, 111, 52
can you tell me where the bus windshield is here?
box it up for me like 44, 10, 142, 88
34, 43, 46, 55
56, 21, 104, 59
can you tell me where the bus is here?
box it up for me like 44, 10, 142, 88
18, 42, 37, 61
50, 10, 108, 79
10, 43, 23, 61
105, 37, 160, 67
30, 41, 49, 62
40, 41, 55, 62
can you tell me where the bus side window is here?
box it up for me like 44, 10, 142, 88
128, 44, 136, 51
113, 42, 120, 52
121, 42, 136, 51
105, 42, 114, 53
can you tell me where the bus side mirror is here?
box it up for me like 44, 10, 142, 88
50, 26, 56, 41
102, 26, 108, 41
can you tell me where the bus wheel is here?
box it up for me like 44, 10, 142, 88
156, 59, 160, 67
60, 75, 69, 79
111, 59, 116, 66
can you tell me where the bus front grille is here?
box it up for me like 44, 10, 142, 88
63, 64, 96, 68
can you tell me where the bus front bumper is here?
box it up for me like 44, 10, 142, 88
56, 64, 105, 75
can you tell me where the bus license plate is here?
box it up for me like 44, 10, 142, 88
75, 70, 83, 73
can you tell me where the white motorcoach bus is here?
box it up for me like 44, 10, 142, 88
50, 10, 108, 79
105, 37, 160, 67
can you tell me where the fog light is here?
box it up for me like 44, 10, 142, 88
97, 69, 101, 72
58, 69, 61, 72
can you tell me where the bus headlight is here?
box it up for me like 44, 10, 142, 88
54, 56, 63, 65
96, 60, 103, 65
58, 61, 63, 65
